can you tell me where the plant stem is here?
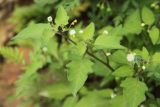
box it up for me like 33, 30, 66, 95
86, 51, 114, 71
68, 38, 114, 71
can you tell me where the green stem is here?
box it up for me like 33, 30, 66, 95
68, 38, 114, 71
86, 51, 114, 71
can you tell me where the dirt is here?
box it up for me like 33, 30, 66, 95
0, 1, 31, 105
0, 62, 22, 107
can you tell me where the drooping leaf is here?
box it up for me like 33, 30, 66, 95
67, 58, 93, 95
69, 42, 87, 57
109, 96, 127, 107
63, 97, 78, 107
41, 83, 71, 100
55, 6, 69, 26
11, 23, 53, 48
121, 78, 148, 107
45, 38, 59, 59
88, 89, 113, 98
34, 0, 55, 6
13, 23, 52, 41
113, 65, 134, 77
142, 6, 155, 25
93, 61, 111, 77
42, 28, 55, 44
148, 26, 159, 45
133, 47, 149, 61
148, 52, 160, 80
151, 52, 160, 65
124, 9, 142, 35
110, 50, 128, 64
75, 93, 109, 107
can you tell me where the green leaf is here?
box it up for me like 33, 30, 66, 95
93, 61, 111, 77
152, 52, 160, 63
113, 65, 134, 77
79, 22, 95, 41
11, 23, 53, 48
42, 28, 55, 44
16, 57, 44, 97
45, 38, 59, 59
34, 0, 55, 5
148, 52, 160, 80
151, 52, 160, 66
121, 78, 148, 107
148, 26, 159, 45
41, 83, 71, 100
124, 9, 142, 34
75, 93, 108, 107
142, 6, 155, 25
110, 50, 128, 64
13, 23, 52, 41
0, 46, 23, 63
94, 35, 125, 50
134, 47, 149, 61
67, 58, 93, 95
109, 96, 127, 107
69, 42, 87, 57
88, 89, 113, 98
55, 6, 69, 26
63, 97, 78, 107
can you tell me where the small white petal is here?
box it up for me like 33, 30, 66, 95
42, 47, 48, 52
127, 53, 135, 62
47, 16, 53, 22
141, 23, 145, 27
106, 52, 111, 56
79, 30, 83, 34
69, 29, 76, 35
142, 66, 146, 70
140, 104, 145, 107
111, 93, 116, 99
103, 30, 109, 35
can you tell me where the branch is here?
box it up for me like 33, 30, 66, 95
68, 38, 114, 71
86, 51, 114, 71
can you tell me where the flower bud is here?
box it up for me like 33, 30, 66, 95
47, 16, 53, 22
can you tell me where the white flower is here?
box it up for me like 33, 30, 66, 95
69, 29, 76, 35
140, 104, 145, 107
106, 52, 111, 56
127, 53, 135, 62
141, 23, 145, 27
47, 16, 53, 22
111, 93, 116, 99
142, 65, 146, 70
79, 30, 83, 34
103, 30, 109, 35
42, 47, 48, 52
